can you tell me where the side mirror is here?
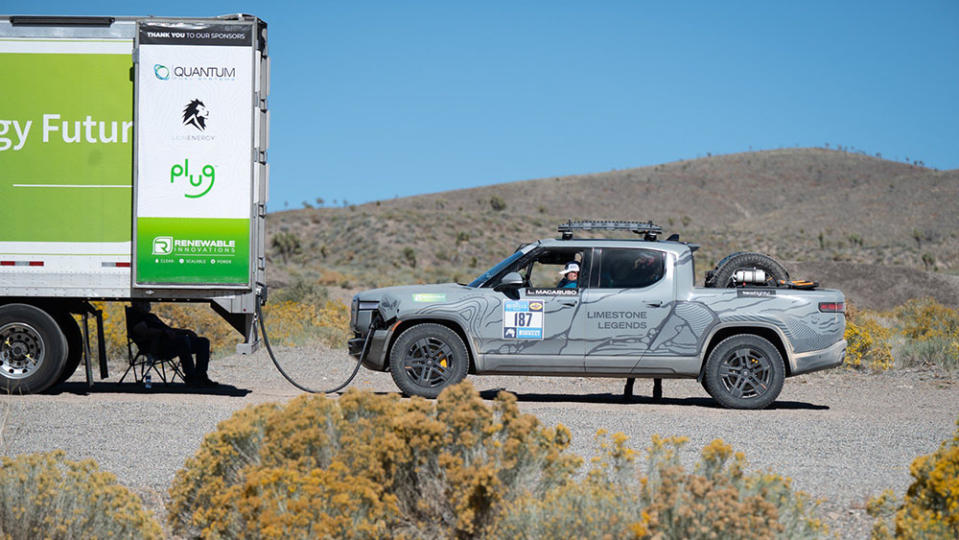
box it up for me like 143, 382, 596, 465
493, 272, 524, 292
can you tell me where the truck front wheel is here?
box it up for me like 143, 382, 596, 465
389, 323, 469, 398
702, 334, 784, 409
0, 304, 68, 394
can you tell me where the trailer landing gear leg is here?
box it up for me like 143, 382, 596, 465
653, 378, 662, 401
623, 377, 635, 401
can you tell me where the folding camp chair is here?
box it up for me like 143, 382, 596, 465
119, 306, 185, 385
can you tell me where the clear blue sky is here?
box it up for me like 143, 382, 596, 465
7, 1, 958, 210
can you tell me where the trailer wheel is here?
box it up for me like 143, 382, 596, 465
389, 323, 469, 398
53, 313, 83, 386
0, 304, 68, 394
705, 252, 788, 288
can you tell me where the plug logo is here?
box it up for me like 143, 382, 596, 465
152, 236, 173, 255
170, 159, 215, 198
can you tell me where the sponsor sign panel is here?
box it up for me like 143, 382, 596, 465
135, 22, 254, 286
502, 300, 544, 340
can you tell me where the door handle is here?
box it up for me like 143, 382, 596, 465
645, 300, 664, 307
560, 300, 578, 306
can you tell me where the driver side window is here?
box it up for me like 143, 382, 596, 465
513, 249, 585, 289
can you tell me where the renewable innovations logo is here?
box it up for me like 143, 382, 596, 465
152, 236, 173, 255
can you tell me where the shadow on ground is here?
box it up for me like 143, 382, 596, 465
47, 382, 252, 397
477, 389, 828, 410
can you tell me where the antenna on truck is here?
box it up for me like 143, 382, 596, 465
557, 220, 663, 241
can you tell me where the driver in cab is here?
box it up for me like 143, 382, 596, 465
556, 262, 579, 288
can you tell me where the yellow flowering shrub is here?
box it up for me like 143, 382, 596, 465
844, 315, 895, 371
167, 381, 580, 539
895, 298, 959, 371
0, 450, 162, 539
868, 417, 959, 539
484, 433, 824, 539
81, 299, 350, 368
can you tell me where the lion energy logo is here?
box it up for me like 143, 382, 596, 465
182, 99, 209, 131
174, 99, 215, 143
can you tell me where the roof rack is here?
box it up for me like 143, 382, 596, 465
557, 220, 662, 241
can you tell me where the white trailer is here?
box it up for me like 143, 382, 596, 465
0, 14, 269, 392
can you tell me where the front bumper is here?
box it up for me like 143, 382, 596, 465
347, 329, 392, 371
791, 339, 846, 376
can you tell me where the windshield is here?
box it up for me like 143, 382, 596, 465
468, 249, 527, 287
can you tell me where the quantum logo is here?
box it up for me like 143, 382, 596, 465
153, 64, 170, 80
173, 66, 235, 79
152, 236, 173, 255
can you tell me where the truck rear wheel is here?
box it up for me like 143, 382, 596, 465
702, 334, 784, 409
705, 252, 788, 288
0, 304, 68, 394
389, 323, 469, 398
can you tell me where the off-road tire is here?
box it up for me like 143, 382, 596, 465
706, 252, 788, 288
389, 323, 469, 398
0, 304, 69, 394
702, 334, 785, 409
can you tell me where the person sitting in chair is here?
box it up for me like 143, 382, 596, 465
556, 262, 580, 289
128, 301, 217, 387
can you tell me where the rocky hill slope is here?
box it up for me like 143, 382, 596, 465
267, 148, 958, 310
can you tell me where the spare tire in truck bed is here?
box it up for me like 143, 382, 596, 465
704, 252, 789, 288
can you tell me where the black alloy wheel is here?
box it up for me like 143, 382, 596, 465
389, 323, 469, 398
703, 334, 785, 409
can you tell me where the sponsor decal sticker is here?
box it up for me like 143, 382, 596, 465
413, 293, 446, 302
737, 289, 777, 297
526, 287, 579, 297
503, 300, 544, 340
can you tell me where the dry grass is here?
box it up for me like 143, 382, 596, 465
80, 299, 350, 372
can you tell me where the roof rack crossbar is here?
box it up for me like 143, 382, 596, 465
557, 219, 662, 240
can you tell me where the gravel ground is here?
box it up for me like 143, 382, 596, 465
1, 346, 956, 539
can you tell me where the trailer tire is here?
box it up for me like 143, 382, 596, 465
53, 313, 83, 386
705, 252, 788, 288
0, 304, 68, 394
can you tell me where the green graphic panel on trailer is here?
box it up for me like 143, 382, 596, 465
136, 217, 250, 284
0, 52, 133, 242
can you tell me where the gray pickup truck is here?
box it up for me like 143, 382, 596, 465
349, 221, 846, 409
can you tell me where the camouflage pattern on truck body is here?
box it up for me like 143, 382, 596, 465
352, 238, 845, 378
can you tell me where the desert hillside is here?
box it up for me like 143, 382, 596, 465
267, 148, 958, 310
